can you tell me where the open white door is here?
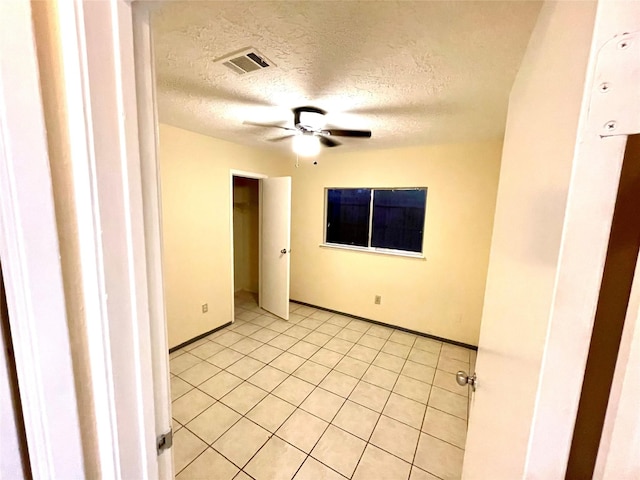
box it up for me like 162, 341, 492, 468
462, 2, 640, 479
260, 177, 292, 320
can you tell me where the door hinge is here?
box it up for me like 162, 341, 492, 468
156, 429, 173, 455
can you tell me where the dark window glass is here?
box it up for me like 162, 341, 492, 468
371, 189, 426, 252
326, 189, 371, 247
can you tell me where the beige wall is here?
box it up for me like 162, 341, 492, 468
290, 141, 502, 346
233, 177, 260, 293
159, 124, 287, 348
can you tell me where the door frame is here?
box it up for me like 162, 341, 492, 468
3, 0, 638, 478
229, 170, 267, 321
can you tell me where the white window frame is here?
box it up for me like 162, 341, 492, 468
322, 187, 427, 259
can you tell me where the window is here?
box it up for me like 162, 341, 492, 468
325, 188, 427, 255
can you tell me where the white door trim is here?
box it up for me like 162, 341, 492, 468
0, 1, 85, 478
229, 170, 268, 321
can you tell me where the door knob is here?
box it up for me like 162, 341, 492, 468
280, 248, 289, 254
456, 371, 477, 392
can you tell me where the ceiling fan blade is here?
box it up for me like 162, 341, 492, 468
268, 134, 296, 142
243, 120, 294, 131
319, 135, 341, 148
323, 129, 372, 138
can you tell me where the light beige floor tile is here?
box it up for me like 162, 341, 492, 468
437, 356, 470, 375
332, 400, 380, 441
335, 356, 369, 379
432, 370, 468, 397
252, 315, 276, 328
357, 334, 386, 350
413, 337, 442, 354
349, 381, 390, 412
300, 387, 345, 421
370, 415, 420, 463
265, 320, 292, 334
401, 361, 435, 384
170, 348, 186, 359
362, 365, 399, 391
311, 425, 366, 478
383, 393, 427, 429
272, 376, 315, 405
414, 433, 464, 480
248, 344, 283, 364
183, 338, 209, 351
326, 315, 352, 327
286, 325, 313, 340
352, 444, 411, 480
288, 340, 320, 359
410, 466, 440, 480
229, 337, 263, 355
382, 341, 411, 359
247, 365, 288, 392
310, 348, 344, 368
347, 344, 378, 363
173, 428, 207, 474
214, 331, 245, 347
421, 407, 467, 448
345, 320, 370, 333
276, 408, 328, 453
245, 436, 306, 480
220, 382, 267, 415
389, 330, 417, 347
233, 323, 263, 336
294, 457, 346, 480
199, 371, 243, 400
336, 328, 364, 343
176, 448, 239, 480
408, 348, 439, 368
226, 356, 265, 380
179, 361, 221, 387
316, 323, 342, 336
299, 318, 323, 330
304, 331, 333, 347
185, 401, 241, 445
173, 418, 182, 433
289, 302, 302, 313
293, 361, 330, 385
246, 394, 296, 433
288, 312, 306, 324
319, 370, 359, 398
309, 310, 334, 321
268, 334, 299, 351
212, 418, 270, 468
172, 389, 216, 425
234, 471, 252, 480
428, 386, 468, 420
270, 351, 306, 374
324, 337, 355, 355
366, 325, 393, 339
189, 341, 225, 360
440, 344, 471, 363
171, 352, 202, 375
171, 376, 194, 401
207, 348, 245, 369
237, 310, 261, 321
249, 328, 279, 343
373, 352, 406, 373
295, 305, 317, 316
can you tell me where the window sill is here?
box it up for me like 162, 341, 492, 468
319, 243, 425, 259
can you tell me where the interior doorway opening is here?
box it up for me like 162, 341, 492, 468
232, 176, 260, 305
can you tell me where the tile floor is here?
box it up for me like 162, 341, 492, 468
169, 291, 474, 480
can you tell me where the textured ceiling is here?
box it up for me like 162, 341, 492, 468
151, 1, 541, 152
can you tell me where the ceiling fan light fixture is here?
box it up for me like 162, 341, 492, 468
292, 134, 321, 157
298, 111, 325, 130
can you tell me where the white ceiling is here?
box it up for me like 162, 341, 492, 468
151, 1, 541, 152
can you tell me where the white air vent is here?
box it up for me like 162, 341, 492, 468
217, 48, 275, 76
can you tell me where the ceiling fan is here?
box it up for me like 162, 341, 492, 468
244, 106, 371, 155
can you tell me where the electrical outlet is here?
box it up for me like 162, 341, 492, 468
202, 303, 208, 313
374, 295, 382, 305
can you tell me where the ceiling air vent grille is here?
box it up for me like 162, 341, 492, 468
218, 48, 275, 76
